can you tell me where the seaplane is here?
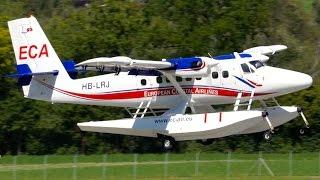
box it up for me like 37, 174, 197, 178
6, 16, 313, 151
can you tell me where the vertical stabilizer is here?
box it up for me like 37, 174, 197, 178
7, 16, 71, 100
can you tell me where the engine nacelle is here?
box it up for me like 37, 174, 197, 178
166, 57, 217, 77
166, 57, 203, 69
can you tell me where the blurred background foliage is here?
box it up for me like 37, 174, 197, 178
0, 0, 320, 155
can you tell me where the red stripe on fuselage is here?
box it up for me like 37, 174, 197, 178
57, 87, 271, 101
36, 79, 272, 101
247, 79, 262, 87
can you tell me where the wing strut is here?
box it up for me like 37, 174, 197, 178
160, 71, 195, 114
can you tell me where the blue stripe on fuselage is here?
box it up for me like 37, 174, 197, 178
233, 76, 255, 88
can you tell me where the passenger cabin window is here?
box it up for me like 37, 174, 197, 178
141, 79, 147, 86
241, 63, 251, 73
222, 71, 229, 78
176, 76, 182, 82
249, 61, 264, 69
156, 76, 162, 83
165, 78, 170, 83
196, 77, 202, 80
212, 72, 218, 79
186, 78, 192, 81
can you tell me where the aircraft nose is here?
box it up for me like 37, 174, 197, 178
290, 72, 313, 90
284, 71, 313, 92
264, 67, 313, 94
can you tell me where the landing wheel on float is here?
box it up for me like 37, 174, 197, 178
299, 127, 310, 136
161, 136, 176, 152
263, 131, 272, 141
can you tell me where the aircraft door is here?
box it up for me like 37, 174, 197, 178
217, 63, 236, 87
210, 65, 221, 87
240, 62, 262, 87
249, 61, 264, 86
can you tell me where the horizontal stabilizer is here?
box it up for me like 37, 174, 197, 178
4, 64, 59, 86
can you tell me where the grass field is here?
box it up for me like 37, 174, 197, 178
0, 152, 319, 179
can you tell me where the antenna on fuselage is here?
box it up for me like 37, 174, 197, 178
208, 52, 213, 59
27, 9, 35, 17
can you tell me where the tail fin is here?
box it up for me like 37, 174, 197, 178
8, 16, 71, 100
8, 16, 68, 75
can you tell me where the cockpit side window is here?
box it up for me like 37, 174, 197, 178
249, 61, 264, 69
241, 63, 251, 73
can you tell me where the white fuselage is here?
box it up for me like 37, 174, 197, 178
30, 57, 312, 109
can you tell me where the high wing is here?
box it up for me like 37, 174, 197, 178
242, 45, 287, 62
76, 56, 172, 71
243, 45, 287, 55
75, 44, 287, 73
76, 55, 218, 78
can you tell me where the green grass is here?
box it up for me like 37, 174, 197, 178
0, 153, 319, 179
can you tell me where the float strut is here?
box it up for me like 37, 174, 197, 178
262, 111, 274, 133
297, 107, 309, 128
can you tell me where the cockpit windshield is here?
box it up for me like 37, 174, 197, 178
249, 61, 264, 69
